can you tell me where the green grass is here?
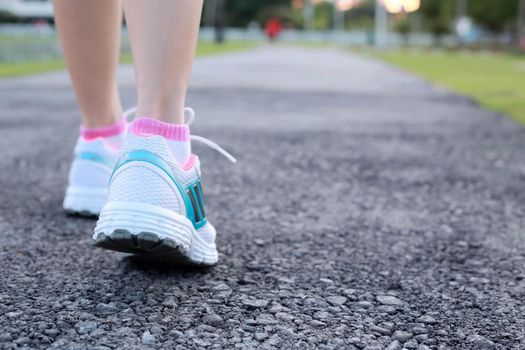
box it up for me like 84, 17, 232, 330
369, 49, 525, 124
0, 40, 257, 79
0, 58, 65, 78
195, 40, 256, 57
0, 33, 56, 44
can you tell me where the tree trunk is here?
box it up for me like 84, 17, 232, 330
518, 0, 525, 51
214, 0, 225, 44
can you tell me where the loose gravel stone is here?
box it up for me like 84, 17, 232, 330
363, 343, 383, 350
313, 311, 330, 319
269, 303, 285, 313
326, 296, 347, 306
253, 239, 265, 246
403, 340, 418, 349
255, 332, 269, 341
371, 325, 392, 336
202, 314, 224, 327
386, 340, 402, 350
275, 312, 294, 322
320, 278, 335, 284
0, 333, 12, 342
356, 301, 373, 309
466, 335, 495, 349
309, 320, 327, 327
256, 314, 277, 325
211, 284, 232, 299
162, 296, 178, 308
415, 334, 429, 343
242, 299, 269, 308
267, 334, 282, 346
418, 315, 437, 324
95, 303, 118, 315
75, 321, 98, 335
392, 330, 413, 342
411, 325, 427, 335
141, 331, 155, 345
376, 295, 404, 306
348, 337, 364, 347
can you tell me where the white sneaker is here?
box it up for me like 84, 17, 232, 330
63, 137, 119, 216
63, 109, 137, 216
93, 109, 236, 266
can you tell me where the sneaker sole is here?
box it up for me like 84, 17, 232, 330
93, 230, 204, 266
93, 201, 218, 266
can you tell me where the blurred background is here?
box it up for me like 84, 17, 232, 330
0, 0, 523, 123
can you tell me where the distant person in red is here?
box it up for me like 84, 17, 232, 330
265, 17, 282, 41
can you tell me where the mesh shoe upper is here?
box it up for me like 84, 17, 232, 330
107, 132, 208, 229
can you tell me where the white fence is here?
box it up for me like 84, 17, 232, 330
0, 24, 476, 63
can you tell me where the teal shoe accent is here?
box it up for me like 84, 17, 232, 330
76, 151, 113, 167
186, 179, 207, 227
111, 149, 207, 229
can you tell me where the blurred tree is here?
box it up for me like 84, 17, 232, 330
420, 0, 455, 45
345, 0, 375, 30
313, 2, 333, 30
0, 10, 20, 23
225, 0, 293, 27
207, 0, 524, 46
257, 4, 303, 28
214, 0, 225, 43
394, 16, 412, 46
468, 0, 518, 35
519, 0, 525, 50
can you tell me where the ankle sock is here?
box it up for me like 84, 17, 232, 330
129, 117, 191, 165
80, 118, 126, 148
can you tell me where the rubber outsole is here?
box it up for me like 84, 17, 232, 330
93, 229, 213, 267
64, 209, 99, 219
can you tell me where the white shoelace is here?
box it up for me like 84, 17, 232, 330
123, 106, 237, 163
123, 106, 138, 121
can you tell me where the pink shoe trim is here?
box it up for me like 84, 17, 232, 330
80, 118, 126, 140
129, 117, 190, 141
181, 154, 196, 170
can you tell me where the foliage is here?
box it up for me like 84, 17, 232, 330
220, 0, 522, 38
224, 0, 292, 27
344, 0, 375, 30
394, 17, 412, 36
419, 0, 455, 42
314, 2, 333, 30
0, 10, 20, 23
467, 0, 519, 34
394, 16, 412, 45
256, 5, 303, 28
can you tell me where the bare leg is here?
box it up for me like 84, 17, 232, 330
123, 0, 203, 124
54, 0, 123, 128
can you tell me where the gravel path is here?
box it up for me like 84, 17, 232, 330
1, 46, 524, 349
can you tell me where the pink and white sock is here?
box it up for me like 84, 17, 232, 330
80, 118, 126, 149
129, 117, 191, 165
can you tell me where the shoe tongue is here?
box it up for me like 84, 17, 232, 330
104, 133, 125, 149
166, 138, 192, 166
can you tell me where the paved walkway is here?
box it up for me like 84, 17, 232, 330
1, 46, 524, 349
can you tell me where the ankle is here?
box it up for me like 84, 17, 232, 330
136, 94, 186, 124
